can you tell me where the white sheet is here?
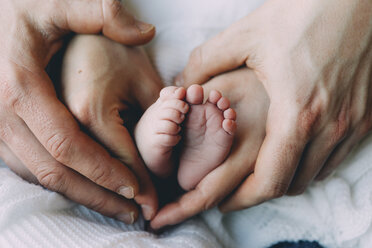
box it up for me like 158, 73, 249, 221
1, 0, 372, 247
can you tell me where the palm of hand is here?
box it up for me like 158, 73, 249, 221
151, 68, 270, 228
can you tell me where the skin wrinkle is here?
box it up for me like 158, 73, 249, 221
148, 0, 372, 228
0, 0, 160, 223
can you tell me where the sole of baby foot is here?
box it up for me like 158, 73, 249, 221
135, 86, 189, 178
177, 85, 236, 191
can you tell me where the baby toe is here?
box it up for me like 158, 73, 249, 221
186, 84, 204, 105
156, 120, 181, 135
208, 90, 222, 104
160, 109, 185, 124
223, 108, 237, 121
162, 99, 189, 114
157, 134, 181, 147
217, 97, 230, 111
160, 86, 186, 100
222, 119, 237, 135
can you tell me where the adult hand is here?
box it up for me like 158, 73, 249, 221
60, 35, 163, 220
0, 0, 156, 223
151, 68, 269, 229
152, 0, 372, 227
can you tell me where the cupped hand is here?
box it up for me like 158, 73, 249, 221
177, 0, 372, 212
151, 68, 269, 229
0, 0, 156, 223
59, 35, 163, 220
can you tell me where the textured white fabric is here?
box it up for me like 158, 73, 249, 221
203, 133, 372, 248
0, 162, 221, 248
1, 0, 372, 248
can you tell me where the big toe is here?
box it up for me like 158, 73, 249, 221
186, 84, 204, 105
160, 86, 186, 100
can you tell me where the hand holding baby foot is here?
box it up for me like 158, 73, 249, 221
135, 84, 236, 191
151, 68, 269, 229
58, 35, 163, 221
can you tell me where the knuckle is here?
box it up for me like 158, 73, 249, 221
0, 76, 25, 111
203, 196, 220, 211
297, 109, 319, 139
87, 196, 109, 214
259, 180, 288, 200
105, 0, 126, 21
329, 119, 349, 143
46, 133, 75, 164
193, 187, 218, 211
0, 121, 13, 142
36, 165, 66, 192
89, 164, 114, 186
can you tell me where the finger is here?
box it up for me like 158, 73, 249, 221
84, 118, 159, 221
287, 121, 348, 195
11, 71, 139, 200
220, 112, 307, 212
50, 0, 155, 45
316, 130, 367, 180
177, 18, 252, 87
0, 114, 139, 223
0, 139, 38, 184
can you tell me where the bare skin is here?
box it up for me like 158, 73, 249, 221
178, 85, 236, 190
135, 85, 236, 191
151, 68, 269, 229
0, 0, 156, 224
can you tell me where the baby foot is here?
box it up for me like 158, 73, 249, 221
135, 86, 189, 177
178, 85, 237, 190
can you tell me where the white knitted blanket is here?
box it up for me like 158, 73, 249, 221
1, 0, 372, 247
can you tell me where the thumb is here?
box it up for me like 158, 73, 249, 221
50, 0, 155, 45
177, 16, 254, 87
86, 118, 158, 221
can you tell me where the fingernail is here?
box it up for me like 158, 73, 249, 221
117, 212, 135, 224
141, 205, 154, 221
118, 186, 134, 199
135, 21, 155, 34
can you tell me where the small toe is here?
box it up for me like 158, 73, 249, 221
156, 120, 181, 135
160, 109, 185, 124
217, 97, 230, 111
157, 134, 181, 147
223, 108, 236, 121
186, 84, 204, 105
160, 86, 186, 100
222, 119, 237, 135
208, 90, 222, 104
162, 99, 189, 114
